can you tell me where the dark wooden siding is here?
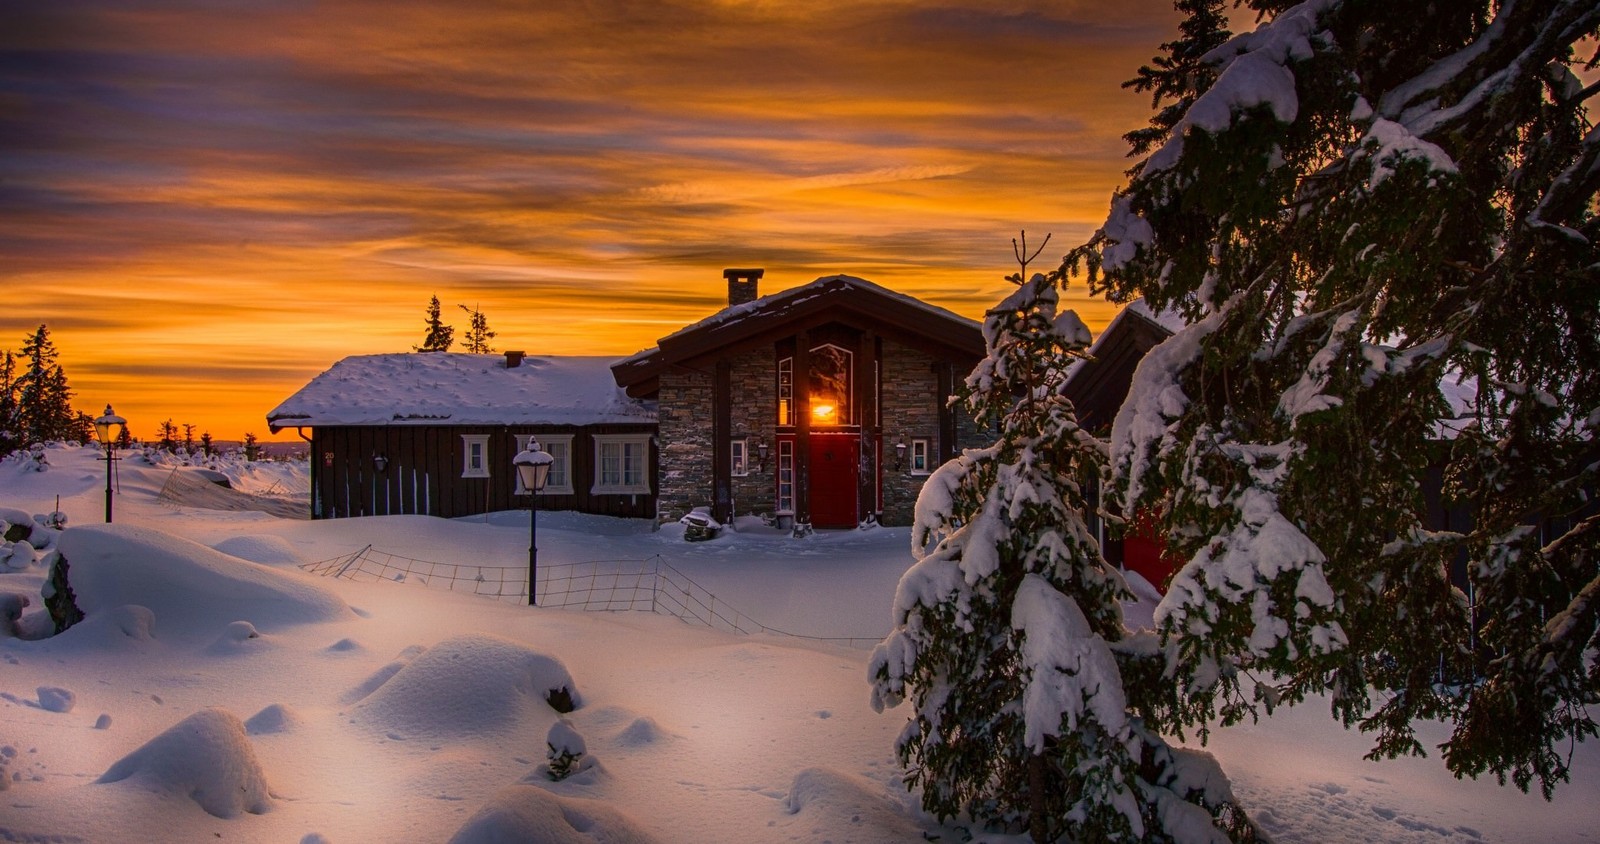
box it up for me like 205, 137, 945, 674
311, 424, 657, 520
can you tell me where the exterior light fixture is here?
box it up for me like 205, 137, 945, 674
811, 403, 836, 422
513, 441, 555, 607
373, 453, 389, 473
756, 438, 769, 469
895, 440, 907, 472
93, 404, 127, 523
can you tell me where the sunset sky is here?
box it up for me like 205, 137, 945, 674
3, 0, 1189, 442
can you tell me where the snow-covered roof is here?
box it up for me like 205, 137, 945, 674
267, 354, 656, 431
612, 274, 984, 394
655, 274, 977, 348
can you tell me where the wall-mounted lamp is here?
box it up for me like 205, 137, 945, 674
894, 441, 907, 472
755, 438, 770, 470
373, 453, 389, 473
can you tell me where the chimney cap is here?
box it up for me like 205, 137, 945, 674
723, 268, 764, 279
504, 350, 526, 368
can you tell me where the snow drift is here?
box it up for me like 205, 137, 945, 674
96, 708, 274, 818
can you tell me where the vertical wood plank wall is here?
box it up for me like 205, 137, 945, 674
311, 424, 658, 520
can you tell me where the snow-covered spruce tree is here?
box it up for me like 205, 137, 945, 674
415, 294, 455, 352
870, 260, 1257, 842
1069, 0, 1599, 797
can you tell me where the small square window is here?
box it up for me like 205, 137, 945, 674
910, 439, 931, 475
461, 434, 491, 478
731, 438, 749, 477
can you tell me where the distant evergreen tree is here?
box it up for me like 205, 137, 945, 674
415, 295, 455, 352
459, 304, 496, 354
115, 424, 133, 449
242, 431, 260, 461
14, 325, 76, 445
0, 351, 19, 457
1070, 0, 1599, 801
200, 431, 214, 457
158, 419, 179, 452
182, 423, 196, 453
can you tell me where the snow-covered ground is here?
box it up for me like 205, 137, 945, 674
1, 444, 1595, 842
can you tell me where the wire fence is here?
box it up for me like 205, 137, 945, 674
298, 547, 881, 649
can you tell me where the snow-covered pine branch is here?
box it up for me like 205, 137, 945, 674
1068, 0, 1599, 798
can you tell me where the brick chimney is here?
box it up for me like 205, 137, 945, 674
724, 268, 764, 307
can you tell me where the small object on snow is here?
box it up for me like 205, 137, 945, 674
37, 686, 76, 713
679, 507, 721, 542
546, 719, 587, 781
95, 713, 112, 730
0, 592, 28, 638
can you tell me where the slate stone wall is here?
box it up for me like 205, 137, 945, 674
656, 368, 712, 522
878, 339, 942, 526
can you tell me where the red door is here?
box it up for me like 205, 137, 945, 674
808, 434, 859, 528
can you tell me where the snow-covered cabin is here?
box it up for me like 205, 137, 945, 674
269, 270, 987, 528
612, 270, 986, 530
267, 354, 659, 519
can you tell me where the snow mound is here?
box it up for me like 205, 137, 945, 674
56, 524, 351, 639
783, 767, 923, 841
206, 620, 269, 655
37, 686, 75, 713
613, 717, 672, 748
326, 637, 364, 653
245, 703, 302, 735
96, 708, 274, 818
52, 603, 157, 650
212, 534, 306, 567
447, 784, 659, 844
350, 633, 580, 740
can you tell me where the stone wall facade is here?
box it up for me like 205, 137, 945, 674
878, 339, 942, 526
656, 368, 713, 522
655, 339, 982, 528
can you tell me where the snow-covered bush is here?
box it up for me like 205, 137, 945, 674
545, 719, 588, 781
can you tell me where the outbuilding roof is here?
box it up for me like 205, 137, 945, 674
267, 353, 655, 432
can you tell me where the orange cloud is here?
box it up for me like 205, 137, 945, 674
1, 0, 1181, 440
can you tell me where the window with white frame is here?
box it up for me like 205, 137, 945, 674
910, 438, 931, 475
592, 434, 651, 494
513, 434, 574, 495
731, 438, 749, 477
461, 434, 490, 478
777, 439, 794, 512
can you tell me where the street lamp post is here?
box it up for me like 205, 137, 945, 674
92, 404, 127, 523
513, 442, 554, 607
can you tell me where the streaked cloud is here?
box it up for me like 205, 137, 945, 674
1, 0, 1177, 439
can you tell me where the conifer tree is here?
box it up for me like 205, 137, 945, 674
158, 419, 179, 452
871, 239, 1258, 842
415, 295, 455, 352
0, 351, 19, 457
14, 325, 76, 445
243, 431, 260, 461
458, 304, 496, 354
1070, 0, 1599, 798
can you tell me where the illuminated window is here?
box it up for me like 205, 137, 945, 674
911, 439, 931, 475
461, 435, 490, 478
808, 344, 852, 426
777, 357, 793, 426
593, 434, 650, 494
514, 434, 573, 495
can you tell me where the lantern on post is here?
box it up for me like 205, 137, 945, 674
93, 404, 127, 523
513, 442, 555, 606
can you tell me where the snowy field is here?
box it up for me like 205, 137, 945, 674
1, 443, 1595, 843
